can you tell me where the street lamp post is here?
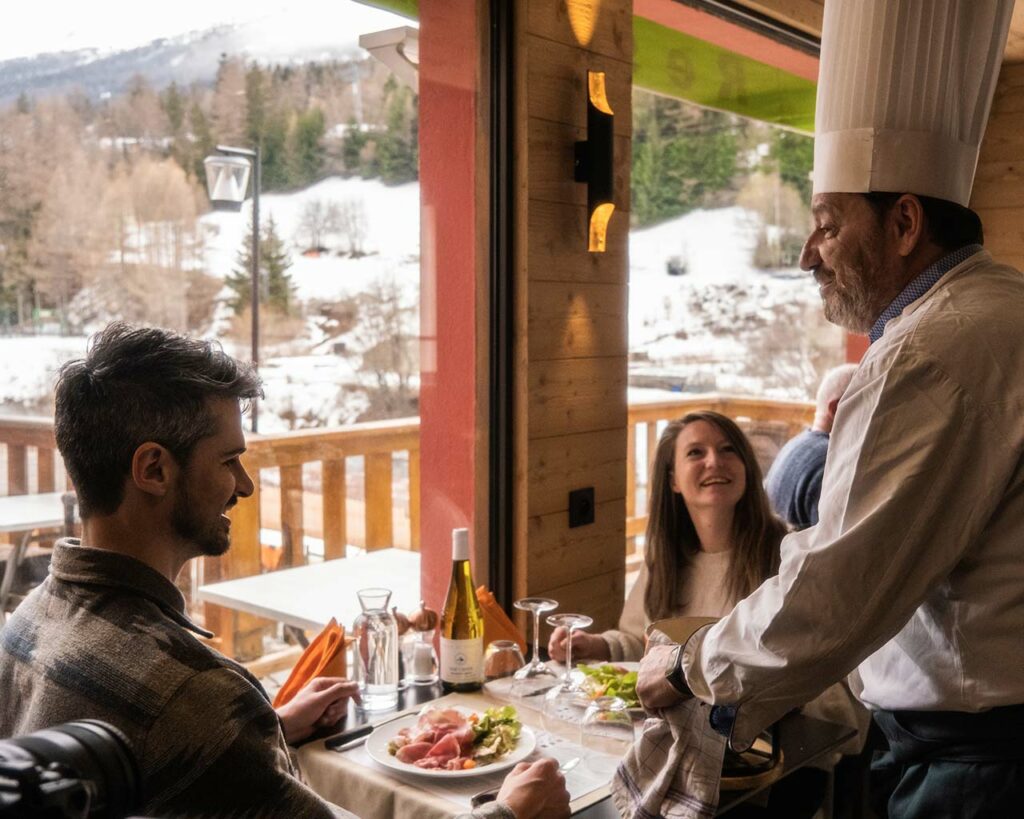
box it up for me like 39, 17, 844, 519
203, 144, 262, 432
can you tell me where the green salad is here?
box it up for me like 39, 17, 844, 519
578, 663, 640, 707
472, 705, 522, 762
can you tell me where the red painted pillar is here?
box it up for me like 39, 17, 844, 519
418, 0, 482, 612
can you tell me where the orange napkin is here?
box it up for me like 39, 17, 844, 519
476, 586, 527, 654
272, 618, 347, 708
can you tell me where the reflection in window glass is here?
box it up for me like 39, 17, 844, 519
629, 89, 844, 403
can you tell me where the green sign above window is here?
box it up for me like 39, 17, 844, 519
633, 17, 816, 134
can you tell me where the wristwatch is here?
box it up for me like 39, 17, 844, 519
664, 643, 693, 697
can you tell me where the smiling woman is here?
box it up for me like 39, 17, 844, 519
548, 410, 784, 665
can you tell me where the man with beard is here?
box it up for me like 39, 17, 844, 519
0, 323, 568, 819
634, 1, 1024, 817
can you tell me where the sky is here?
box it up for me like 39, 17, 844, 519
0, 0, 409, 61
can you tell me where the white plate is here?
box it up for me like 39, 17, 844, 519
365, 709, 537, 779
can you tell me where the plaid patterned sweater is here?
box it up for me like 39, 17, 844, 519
0, 540, 344, 818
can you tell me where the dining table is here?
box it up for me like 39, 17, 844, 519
295, 672, 857, 818
0, 491, 76, 622
196, 548, 421, 635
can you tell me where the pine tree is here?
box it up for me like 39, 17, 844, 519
375, 78, 418, 184
189, 102, 215, 182
341, 117, 368, 175
288, 108, 326, 187
768, 131, 814, 205
225, 214, 296, 316
162, 82, 185, 133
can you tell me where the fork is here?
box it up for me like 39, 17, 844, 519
469, 757, 580, 808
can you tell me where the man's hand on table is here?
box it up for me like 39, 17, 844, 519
276, 677, 361, 744
496, 758, 570, 819
637, 644, 686, 711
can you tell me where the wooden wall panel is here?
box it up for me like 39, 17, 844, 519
527, 356, 628, 439
528, 281, 628, 361
528, 35, 632, 137
533, 570, 626, 639
528, 119, 631, 210
514, 0, 632, 634
527, 429, 628, 519
525, 499, 626, 591
733, 0, 1024, 62
733, 0, 823, 36
973, 63, 1024, 266
528, 200, 628, 284
527, 0, 634, 56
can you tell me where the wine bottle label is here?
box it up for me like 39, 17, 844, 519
440, 637, 483, 683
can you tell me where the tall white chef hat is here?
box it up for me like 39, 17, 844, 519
813, 0, 1015, 206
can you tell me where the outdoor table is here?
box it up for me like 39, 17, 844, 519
296, 676, 857, 818
0, 491, 75, 622
196, 548, 421, 634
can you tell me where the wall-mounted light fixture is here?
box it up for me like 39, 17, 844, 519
574, 71, 614, 252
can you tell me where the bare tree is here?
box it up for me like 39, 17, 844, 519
295, 198, 343, 251
337, 198, 368, 257
352, 274, 418, 419
80, 157, 206, 330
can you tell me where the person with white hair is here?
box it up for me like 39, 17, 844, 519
765, 364, 858, 530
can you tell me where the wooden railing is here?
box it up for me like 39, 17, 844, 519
2, 395, 812, 658
0, 416, 63, 497
207, 417, 421, 659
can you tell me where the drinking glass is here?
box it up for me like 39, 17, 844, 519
542, 613, 593, 732
351, 588, 399, 711
581, 696, 635, 775
484, 640, 525, 680
511, 597, 559, 699
401, 630, 438, 686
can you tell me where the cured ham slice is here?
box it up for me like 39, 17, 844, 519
395, 742, 434, 763
424, 732, 461, 760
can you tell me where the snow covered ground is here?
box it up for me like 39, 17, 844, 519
200, 177, 420, 303
0, 178, 842, 426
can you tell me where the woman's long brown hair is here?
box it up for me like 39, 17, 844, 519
643, 411, 786, 621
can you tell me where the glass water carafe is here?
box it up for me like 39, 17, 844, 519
352, 588, 400, 711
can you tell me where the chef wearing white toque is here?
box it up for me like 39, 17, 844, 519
637, 1, 1024, 816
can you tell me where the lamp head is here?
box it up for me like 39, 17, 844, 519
203, 154, 252, 211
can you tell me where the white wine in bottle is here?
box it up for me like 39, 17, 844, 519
440, 527, 484, 692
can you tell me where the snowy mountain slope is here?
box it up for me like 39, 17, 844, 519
0, 2, 409, 102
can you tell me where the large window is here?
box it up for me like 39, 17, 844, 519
0, 0, 484, 661
626, 5, 844, 554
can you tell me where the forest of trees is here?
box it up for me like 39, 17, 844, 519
0, 56, 418, 332
631, 88, 814, 267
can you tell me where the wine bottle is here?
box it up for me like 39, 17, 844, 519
440, 527, 484, 692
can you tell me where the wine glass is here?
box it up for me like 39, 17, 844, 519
484, 640, 525, 680
542, 613, 593, 733
511, 597, 559, 699
581, 696, 635, 775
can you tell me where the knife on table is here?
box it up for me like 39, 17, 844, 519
324, 706, 422, 751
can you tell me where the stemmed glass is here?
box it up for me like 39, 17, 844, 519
511, 598, 559, 699
581, 696, 635, 775
542, 613, 593, 732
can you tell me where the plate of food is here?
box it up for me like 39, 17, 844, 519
577, 662, 643, 713
366, 704, 536, 779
